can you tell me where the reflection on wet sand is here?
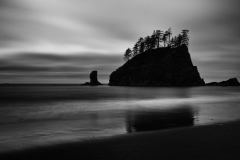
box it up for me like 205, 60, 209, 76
126, 106, 195, 133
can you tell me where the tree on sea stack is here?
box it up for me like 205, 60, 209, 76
150, 30, 157, 49
144, 36, 152, 51
162, 33, 167, 47
176, 34, 183, 47
123, 28, 190, 60
155, 30, 163, 48
139, 37, 145, 54
166, 27, 172, 47
132, 42, 139, 57
181, 29, 189, 46
124, 48, 132, 61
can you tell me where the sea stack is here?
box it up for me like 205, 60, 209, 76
90, 71, 102, 85
109, 46, 205, 86
82, 70, 102, 85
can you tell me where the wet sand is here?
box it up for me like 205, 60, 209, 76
1, 121, 240, 160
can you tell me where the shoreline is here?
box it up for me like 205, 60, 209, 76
1, 120, 240, 160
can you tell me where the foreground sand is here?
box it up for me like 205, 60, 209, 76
1, 121, 240, 160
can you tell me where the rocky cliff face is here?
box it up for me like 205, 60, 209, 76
109, 46, 205, 86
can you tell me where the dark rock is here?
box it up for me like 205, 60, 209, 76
81, 71, 102, 85
206, 78, 240, 86
109, 46, 205, 86
90, 71, 102, 85
82, 82, 90, 85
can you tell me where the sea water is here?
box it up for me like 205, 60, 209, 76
0, 85, 240, 152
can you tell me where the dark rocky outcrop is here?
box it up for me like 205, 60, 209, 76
109, 46, 205, 86
206, 78, 240, 86
82, 70, 102, 85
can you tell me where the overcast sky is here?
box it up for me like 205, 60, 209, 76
0, 0, 240, 83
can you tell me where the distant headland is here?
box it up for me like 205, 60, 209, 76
206, 78, 240, 86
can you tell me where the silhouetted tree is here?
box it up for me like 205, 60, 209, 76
172, 36, 178, 48
155, 30, 163, 48
166, 27, 172, 47
181, 29, 189, 46
176, 34, 183, 47
144, 36, 151, 51
170, 37, 174, 48
150, 30, 157, 50
138, 37, 145, 54
132, 42, 139, 57
162, 33, 168, 47
124, 48, 132, 61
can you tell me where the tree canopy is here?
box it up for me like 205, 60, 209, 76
123, 28, 189, 61
123, 48, 132, 61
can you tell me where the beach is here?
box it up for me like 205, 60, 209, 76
1, 120, 240, 160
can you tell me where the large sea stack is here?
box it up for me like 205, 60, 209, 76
109, 46, 205, 86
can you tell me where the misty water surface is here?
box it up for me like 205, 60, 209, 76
0, 85, 240, 152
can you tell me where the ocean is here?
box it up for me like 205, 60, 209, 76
0, 85, 240, 152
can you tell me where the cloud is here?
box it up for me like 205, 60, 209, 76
0, 0, 240, 83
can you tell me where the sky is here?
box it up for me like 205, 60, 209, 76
0, 0, 240, 83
